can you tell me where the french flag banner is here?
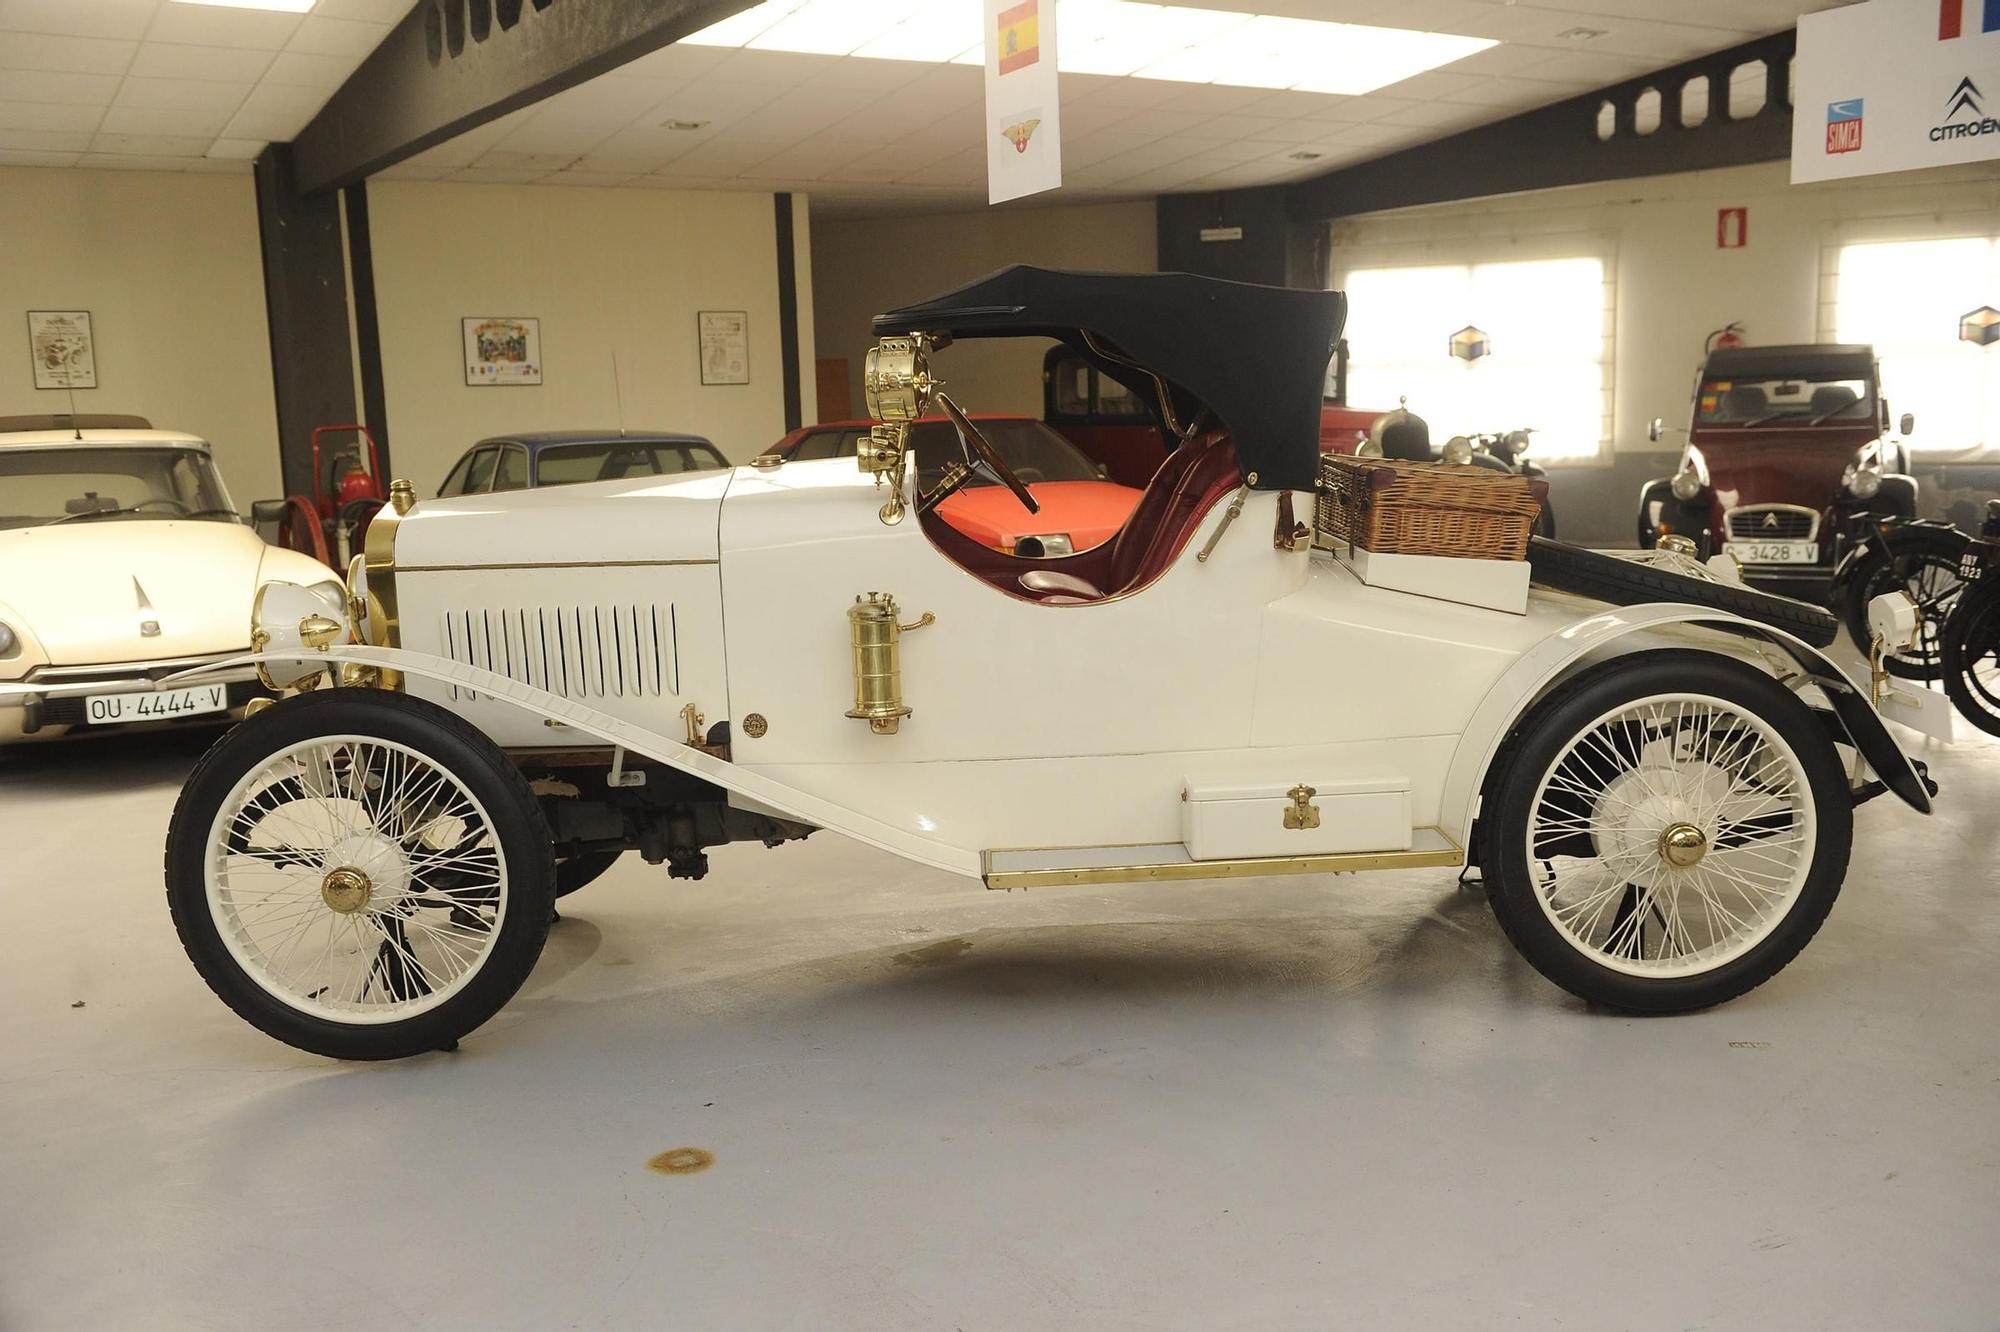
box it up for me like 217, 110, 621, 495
1794, 0, 2000, 182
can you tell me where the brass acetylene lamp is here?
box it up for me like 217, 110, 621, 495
860, 334, 941, 525
845, 592, 933, 735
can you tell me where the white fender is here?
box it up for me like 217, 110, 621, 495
158, 645, 986, 880
1438, 601, 1931, 849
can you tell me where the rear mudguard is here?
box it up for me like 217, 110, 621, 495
158, 645, 986, 880
1439, 602, 1933, 848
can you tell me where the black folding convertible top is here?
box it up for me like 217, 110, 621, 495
874, 265, 1347, 492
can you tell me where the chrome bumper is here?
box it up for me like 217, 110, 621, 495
0, 652, 268, 737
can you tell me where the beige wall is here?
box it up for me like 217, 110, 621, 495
812, 199, 1157, 420
1331, 160, 2000, 458
367, 182, 813, 492
0, 167, 281, 502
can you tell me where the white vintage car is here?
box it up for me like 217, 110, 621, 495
153, 269, 1935, 1060
0, 417, 336, 742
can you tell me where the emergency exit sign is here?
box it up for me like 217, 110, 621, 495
1717, 207, 1749, 248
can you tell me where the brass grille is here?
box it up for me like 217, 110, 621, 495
439, 604, 675, 702
1725, 506, 1818, 542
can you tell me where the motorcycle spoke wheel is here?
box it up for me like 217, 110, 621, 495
1526, 695, 1815, 979
204, 735, 508, 1024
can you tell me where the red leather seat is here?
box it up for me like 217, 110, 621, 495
919, 431, 1243, 604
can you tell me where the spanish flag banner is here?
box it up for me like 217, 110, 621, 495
984, 0, 1062, 203
996, 0, 1040, 75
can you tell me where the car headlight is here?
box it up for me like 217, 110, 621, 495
1843, 462, 1882, 500
1441, 436, 1475, 466
250, 579, 351, 690
0, 621, 16, 658
1669, 469, 1704, 501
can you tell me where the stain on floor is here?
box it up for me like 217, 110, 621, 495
892, 937, 974, 967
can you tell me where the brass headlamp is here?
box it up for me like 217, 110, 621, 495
860, 334, 943, 525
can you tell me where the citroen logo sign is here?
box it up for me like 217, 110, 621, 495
1763, 512, 1780, 530
133, 576, 161, 638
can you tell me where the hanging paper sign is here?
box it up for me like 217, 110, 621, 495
984, 0, 1061, 205
1793, 0, 2000, 183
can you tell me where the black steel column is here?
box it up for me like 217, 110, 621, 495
254, 143, 358, 501
343, 180, 391, 477
774, 192, 802, 433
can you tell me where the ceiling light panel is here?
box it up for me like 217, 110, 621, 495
169, 0, 317, 11
683, 0, 1494, 96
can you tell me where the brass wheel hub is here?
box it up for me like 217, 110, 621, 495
1658, 822, 1709, 868
321, 865, 373, 914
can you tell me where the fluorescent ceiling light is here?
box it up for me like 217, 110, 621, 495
169, 0, 316, 11
683, 0, 1494, 96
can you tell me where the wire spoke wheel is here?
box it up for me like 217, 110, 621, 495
167, 690, 554, 1059
1481, 653, 1849, 1013
1942, 590, 2000, 737
206, 735, 506, 1022
1527, 696, 1812, 978
1843, 528, 1968, 681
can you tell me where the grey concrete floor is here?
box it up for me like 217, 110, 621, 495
2, 719, 1996, 1331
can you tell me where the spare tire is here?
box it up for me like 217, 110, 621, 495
1526, 537, 1839, 648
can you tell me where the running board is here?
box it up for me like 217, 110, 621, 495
982, 827, 1464, 890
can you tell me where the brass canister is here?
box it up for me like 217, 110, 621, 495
845, 593, 933, 735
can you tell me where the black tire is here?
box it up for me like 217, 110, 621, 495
166, 688, 555, 1060
1836, 523, 1967, 681
1480, 651, 1852, 1013
1940, 582, 2000, 738
1527, 537, 1839, 648
555, 850, 623, 899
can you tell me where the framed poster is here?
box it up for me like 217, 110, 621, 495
698, 310, 750, 386
462, 316, 541, 386
28, 310, 96, 389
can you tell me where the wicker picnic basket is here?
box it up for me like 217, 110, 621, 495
1314, 455, 1545, 561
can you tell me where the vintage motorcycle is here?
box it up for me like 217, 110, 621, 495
1936, 502, 2000, 734
79, 266, 1938, 1060
1361, 409, 1554, 536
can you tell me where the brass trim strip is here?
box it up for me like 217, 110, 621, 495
983, 830, 1463, 890
398, 559, 721, 573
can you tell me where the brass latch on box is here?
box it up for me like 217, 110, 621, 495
1283, 784, 1321, 830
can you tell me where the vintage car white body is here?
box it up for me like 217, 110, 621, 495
154, 268, 1934, 1060
0, 421, 335, 742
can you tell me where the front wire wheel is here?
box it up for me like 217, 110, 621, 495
1941, 587, 2000, 737
1482, 653, 1851, 1012
168, 690, 555, 1059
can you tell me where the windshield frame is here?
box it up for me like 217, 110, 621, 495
529, 438, 728, 487
0, 442, 238, 531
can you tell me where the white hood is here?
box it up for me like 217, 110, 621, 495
393, 469, 733, 569
0, 520, 325, 666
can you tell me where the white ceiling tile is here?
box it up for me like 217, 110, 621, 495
534, 77, 672, 121
574, 151, 675, 173
310, 0, 417, 21
540, 170, 641, 188
477, 150, 577, 171
234, 80, 328, 117
114, 75, 254, 111
220, 107, 311, 140
0, 33, 137, 76
100, 103, 233, 136
0, 146, 81, 166
447, 166, 548, 184
0, 0, 155, 41
0, 126, 90, 150
203, 135, 265, 159
0, 100, 103, 131
371, 161, 450, 179
489, 117, 616, 155
126, 41, 275, 82
285, 15, 390, 58
262, 49, 361, 88
184, 156, 252, 173
614, 43, 729, 80
0, 70, 120, 105
91, 130, 209, 156
75, 152, 193, 171
146, 4, 302, 51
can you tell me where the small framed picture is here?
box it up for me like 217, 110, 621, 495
698, 311, 750, 386
462, 316, 542, 386
28, 310, 96, 390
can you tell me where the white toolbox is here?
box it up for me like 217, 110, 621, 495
1337, 544, 1529, 614
1181, 775, 1413, 861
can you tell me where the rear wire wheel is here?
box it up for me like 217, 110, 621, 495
1838, 525, 1967, 680
166, 689, 555, 1059
1940, 585, 2000, 737
1481, 652, 1851, 1013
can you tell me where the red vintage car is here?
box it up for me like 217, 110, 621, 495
761, 414, 1139, 557
1042, 344, 1378, 487
1637, 343, 1920, 600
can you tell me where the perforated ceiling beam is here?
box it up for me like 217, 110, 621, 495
290, 0, 758, 195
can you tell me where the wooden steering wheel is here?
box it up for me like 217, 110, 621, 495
917, 393, 1041, 518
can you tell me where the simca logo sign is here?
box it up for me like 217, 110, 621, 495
1000, 117, 1042, 153
1826, 98, 1864, 152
